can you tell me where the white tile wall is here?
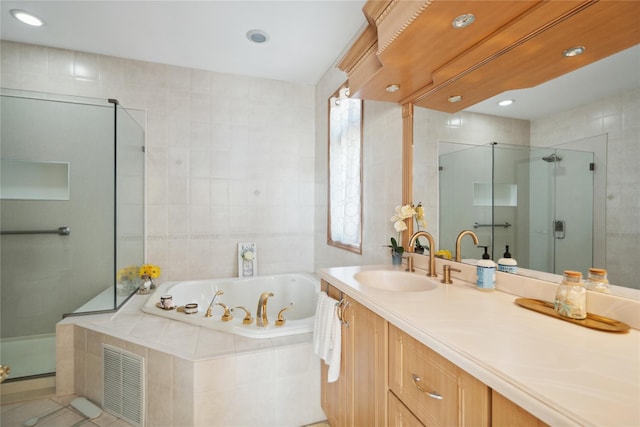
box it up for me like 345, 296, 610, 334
1, 40, 315, 281
412, 108, 530, 248
531, 89, 640, 288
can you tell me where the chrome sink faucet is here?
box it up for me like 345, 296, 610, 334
408, 231, 437, 277
455, 230, 479, 262
256, 292, 274, 327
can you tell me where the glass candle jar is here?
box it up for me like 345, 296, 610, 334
585, 268, 610, 293
554, 270, 587, 320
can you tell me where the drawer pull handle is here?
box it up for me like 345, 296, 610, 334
412, 374, 443, 400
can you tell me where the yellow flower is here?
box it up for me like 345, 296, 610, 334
139, 264, 161, 279
435, 249, 452, 260
118, 266, 138, 281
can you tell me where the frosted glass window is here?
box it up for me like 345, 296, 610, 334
328, 86, 363, 253
1, 159, 70, 200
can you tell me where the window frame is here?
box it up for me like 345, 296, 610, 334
326, 84, 363, 254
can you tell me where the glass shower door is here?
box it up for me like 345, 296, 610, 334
529, 147, 594, 274
0, 91, 144, 380
439, 142, 493, 259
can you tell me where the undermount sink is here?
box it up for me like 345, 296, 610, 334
354, 270, 438, 292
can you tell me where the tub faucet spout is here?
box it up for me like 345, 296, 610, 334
256, 292, 274, 327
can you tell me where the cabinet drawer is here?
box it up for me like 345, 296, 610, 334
389, 325, 458, 426
388, 391, 425, 427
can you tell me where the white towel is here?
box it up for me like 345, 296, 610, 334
313, 291, 342, 383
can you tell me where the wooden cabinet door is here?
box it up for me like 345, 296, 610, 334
320, 282, 344, 426
388, 391, 424, 427
347, 297, 387, 427
320, 282, 388, 427
492, 390, 549, 427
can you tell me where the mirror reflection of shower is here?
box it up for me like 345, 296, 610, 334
542, 153, 562, 162
439, 141, 595, 276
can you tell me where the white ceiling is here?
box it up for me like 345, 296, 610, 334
0, 0, 367, 85
1, 1, 638, 120
466, 44, 640, 120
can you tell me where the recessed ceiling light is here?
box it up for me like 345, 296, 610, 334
10, 9, 44, 27
247, 30, 269, 44
448, 95, 463, 103
386, 84, 400, 93
452, 14, 475, 29
498, 99, 514, 107
563, 46, 585, 57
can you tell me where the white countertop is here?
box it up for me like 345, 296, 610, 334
317, 264, 640, 427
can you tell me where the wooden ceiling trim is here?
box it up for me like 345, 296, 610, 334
362, 0, 393, 26
413, 1, 640, 112
407, 0, 596, 106
338, 24, 379, 74
376, 0, 434, 56
338, 0, 639, 114
345, 44, 384, 97
428, 1, 590, 86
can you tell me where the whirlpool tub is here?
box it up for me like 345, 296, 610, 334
141, 273, 320, 338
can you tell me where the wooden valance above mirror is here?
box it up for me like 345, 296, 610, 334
339, 0, 640, 112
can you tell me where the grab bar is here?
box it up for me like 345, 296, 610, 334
473, 222, 511, 229
1, 226, 70, 236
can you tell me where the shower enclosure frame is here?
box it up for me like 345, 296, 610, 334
0, 89, 145, 381
438, 141, 595, 274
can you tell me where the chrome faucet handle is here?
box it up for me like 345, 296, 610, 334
275, 303, 294, 326
215, 302, 233, 321
233, 306, 253, 324
441, 265, 462, 284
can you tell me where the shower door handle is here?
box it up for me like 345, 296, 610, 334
553, 220, 565, 239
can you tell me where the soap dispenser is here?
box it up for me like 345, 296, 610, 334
476, 246, 496, 291
498, 245, 518, 274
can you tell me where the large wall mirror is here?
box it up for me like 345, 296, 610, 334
412, 44, 639, 296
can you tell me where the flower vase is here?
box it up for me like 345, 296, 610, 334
391, 252, 403, 266
242, 259, 254, 277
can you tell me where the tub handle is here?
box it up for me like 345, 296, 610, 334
233, 306, 253, 325
215, 303, 233, 321
275, 303, 294, 326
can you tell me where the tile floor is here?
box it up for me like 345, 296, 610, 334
1, 394, 130, 427
1, 394, 330, 427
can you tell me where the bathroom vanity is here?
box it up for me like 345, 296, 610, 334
318, 261, 639, 427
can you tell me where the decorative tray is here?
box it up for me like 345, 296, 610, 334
514, 298, 630, 333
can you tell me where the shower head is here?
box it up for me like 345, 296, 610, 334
542, 153, 562, 162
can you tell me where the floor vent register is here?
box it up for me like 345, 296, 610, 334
103, 344, 144, 427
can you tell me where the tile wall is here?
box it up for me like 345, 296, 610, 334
531, 89, 640, 288
1, 40, 316, 281
412, 107, 531, 248
55, 292, 324, 426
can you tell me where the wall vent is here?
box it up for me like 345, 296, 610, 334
103, 344, 144, 427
